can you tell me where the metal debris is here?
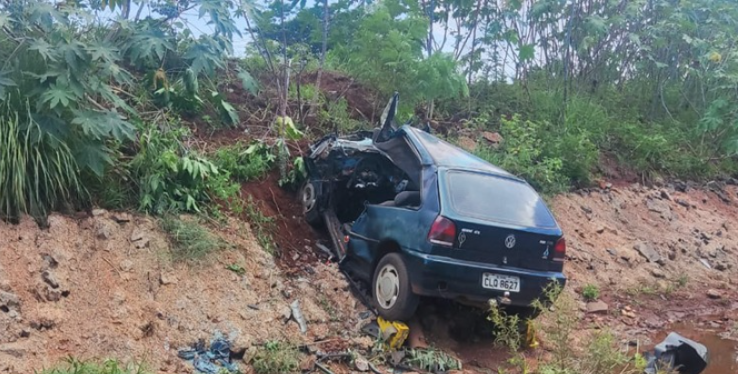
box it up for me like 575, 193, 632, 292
291, 299, 308, 334
644, 332, 708, 374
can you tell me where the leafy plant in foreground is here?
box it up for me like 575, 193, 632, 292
0, 108, 86, 221
129, 121, 238, 215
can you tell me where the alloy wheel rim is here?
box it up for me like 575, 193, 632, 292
302, 183, 316, 213
375, 264, 400, 309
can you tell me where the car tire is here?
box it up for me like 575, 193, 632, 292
372, 253, 419, 321
300, 180, 322, 226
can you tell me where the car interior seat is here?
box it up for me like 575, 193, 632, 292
379, 191, 421, 207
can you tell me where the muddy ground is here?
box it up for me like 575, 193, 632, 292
1, 179, 738, 373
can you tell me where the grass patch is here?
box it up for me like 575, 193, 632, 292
251, 341, 301, 374
582, 284, 600, 301
160, 216, 227, 260
41, 358, 148, 374
677, 275, 689, 288
243, 197, 277, 254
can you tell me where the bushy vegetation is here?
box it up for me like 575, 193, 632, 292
1, 0, 736, 222
211, 142, 275, 182
0, 0, 256, 219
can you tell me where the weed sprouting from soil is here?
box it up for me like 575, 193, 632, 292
160, 216, 227, 260
405, 348, 461, 373
487, 301, 524, 351
582, 284, 600, 301
251, 341, 302, 374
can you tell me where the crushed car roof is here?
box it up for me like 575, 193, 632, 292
403, 126, 517, 179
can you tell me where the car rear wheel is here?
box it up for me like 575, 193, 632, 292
372, 253, 419, 321
300, 181, 322, 226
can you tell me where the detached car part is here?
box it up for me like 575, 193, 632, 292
644, 332, 709, 374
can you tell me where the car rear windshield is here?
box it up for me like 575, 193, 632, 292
444, 170, 557, 229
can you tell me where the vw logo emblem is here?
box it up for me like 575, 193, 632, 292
458, 232, 467, 248
504, 234, 516, 249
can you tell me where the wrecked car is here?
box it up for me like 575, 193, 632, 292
300, 94, 566, 320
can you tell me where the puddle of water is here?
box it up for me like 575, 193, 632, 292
652, 323, 737, 374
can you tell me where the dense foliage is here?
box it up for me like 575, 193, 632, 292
1, 0, 737, 219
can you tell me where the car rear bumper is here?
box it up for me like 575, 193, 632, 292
402, 248, 566, 309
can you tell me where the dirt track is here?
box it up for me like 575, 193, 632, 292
1, 180, 738, 373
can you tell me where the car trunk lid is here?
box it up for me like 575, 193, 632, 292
437, 169, 564, 272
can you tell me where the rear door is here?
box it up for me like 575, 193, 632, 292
438, 169, 563, 272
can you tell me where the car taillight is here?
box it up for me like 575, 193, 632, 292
428, 216, 456, 247
553, 237, 566, 262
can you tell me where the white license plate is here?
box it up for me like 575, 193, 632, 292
482, 273, 520, 292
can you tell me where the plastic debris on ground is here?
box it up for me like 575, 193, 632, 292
644, 332, 708, 374
361, 317, 409, 350
177, 334, 239, 374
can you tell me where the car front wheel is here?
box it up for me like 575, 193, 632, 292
372, 253, 419, 321
300, 180, 322, 226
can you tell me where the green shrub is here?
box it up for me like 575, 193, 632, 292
475, 114, 568, 194
581, 284, 600, 301
211, 142, 275, 182
252, 341, 301, 374
318, 97, 366, 132
129, 121, 238, 215
41, 358, 148, 374
159, 216, 228, 261
0, 109, 87, 221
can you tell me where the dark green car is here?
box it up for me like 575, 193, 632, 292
301, 95, 566, 321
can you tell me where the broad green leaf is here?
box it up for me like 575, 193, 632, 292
221, 100, 239, 125
29, 39, 57, 61
128, 29, 174, 63
87, 41, 119, 63
237, 69, 259, 95
40, 84, 77, 109
72, 110, 135, 141
73, 143, 112, 176
519, 44, 535, 62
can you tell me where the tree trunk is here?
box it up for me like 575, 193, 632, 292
311, 0, 330, 118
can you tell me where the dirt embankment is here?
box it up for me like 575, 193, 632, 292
0, 212, 366, 373
1, 180, 738, 373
